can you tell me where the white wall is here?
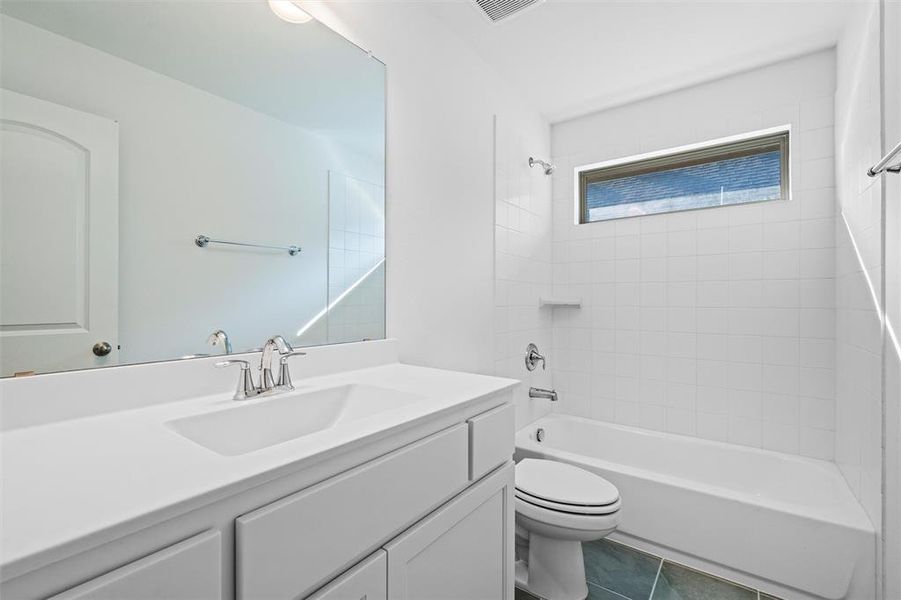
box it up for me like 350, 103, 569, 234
1, 15, 381, 363
494, 118, 555, 429
302, 2, 549, 376
833, 2, 884, 565
549, 51, 838, 457
882, 0, 901, 596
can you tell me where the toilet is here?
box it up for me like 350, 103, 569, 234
514, 458, 622, 600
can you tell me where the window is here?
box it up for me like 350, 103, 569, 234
576, 128, 790, 223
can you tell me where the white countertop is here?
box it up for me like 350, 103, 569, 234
0, 362, 517, 579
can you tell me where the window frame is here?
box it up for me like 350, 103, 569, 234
575, 126, 791, 224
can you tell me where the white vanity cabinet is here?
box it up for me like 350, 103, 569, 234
3, 398, 514, 600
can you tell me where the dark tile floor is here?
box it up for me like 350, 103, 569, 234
516, 539, 785, 600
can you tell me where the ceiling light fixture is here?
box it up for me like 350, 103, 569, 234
268, 0, 313, 24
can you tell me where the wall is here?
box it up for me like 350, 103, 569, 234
549, 51, 838, 458
302, 2, 549, 376
833, 3, 884, 575
494, 118, 555, 429
1, 15, 381, 363
882, 0, 901, 596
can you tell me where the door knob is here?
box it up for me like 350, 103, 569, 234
92, 341, 112, 357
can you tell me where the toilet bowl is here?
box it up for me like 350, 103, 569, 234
514, 458, 621, 600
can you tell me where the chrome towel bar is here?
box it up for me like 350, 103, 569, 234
868, 140, 901, 177
194, 234, 301, 256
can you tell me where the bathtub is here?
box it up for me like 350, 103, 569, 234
515, 414, 874, 600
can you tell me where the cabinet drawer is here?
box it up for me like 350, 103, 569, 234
468, 403, 514, 480
49, 531, 221, 600
307, 551, 386, 600
236, 424, 469, 600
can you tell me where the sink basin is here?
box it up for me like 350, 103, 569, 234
166, 384, 425, 456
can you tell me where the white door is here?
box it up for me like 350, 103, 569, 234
0, 89, 119, 376
385, 464, 514, 600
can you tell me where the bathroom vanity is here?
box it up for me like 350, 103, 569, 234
0, 341, 517, 600
0, 3, 517, 599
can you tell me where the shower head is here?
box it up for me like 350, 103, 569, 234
529, 157, 556, 175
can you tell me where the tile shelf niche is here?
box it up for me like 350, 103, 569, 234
538, 297, 582, 308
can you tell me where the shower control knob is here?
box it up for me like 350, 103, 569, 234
92, 341, 112, 357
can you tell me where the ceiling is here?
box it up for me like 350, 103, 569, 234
1, 1, 385, 154
425, 0, 858, 123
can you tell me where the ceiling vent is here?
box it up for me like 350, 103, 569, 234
473, 0, 545, 23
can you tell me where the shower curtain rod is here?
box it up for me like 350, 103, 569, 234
868, 140, 901, 176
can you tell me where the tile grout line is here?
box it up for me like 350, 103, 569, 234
586, 581, 631, 600
646, 559, 664, 600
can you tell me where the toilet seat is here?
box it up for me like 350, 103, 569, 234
515, 489, 621, 515
515, 458, 619, 513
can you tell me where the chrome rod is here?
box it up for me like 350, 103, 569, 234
867, 140, 901, 177
194, 234, 301, 256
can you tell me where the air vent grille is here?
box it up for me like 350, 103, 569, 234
474, 0, 543, 22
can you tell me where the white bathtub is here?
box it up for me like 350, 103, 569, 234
515, 414, 874, 600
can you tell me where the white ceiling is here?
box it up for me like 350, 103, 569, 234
1, 1, 385, 154
426, 0, 858, 123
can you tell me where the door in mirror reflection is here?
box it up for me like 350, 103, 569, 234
0, 90, 119, 375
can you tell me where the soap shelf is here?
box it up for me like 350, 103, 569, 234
538, 297, 582, 308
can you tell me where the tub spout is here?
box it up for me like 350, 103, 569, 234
529, 387, 557, 401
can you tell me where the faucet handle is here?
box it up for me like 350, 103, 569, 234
215, 359, 256, 400
278, 350, 307, 364
277, 351, 306, 389
525, 343, 546, 371
215, 359, 249, 369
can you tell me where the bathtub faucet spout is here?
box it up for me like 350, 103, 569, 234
529, 387, 558, 401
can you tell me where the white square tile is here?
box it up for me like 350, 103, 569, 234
763, 221, 801, 251
800, 338, 835, 368
762, 364, 800, 395
800, 427, 834, 460
729, 224, 763, 253
762, 336, 800, 366
801, 396, 835, 430
697, 412, 730, 441
762, 422, 800, 453
800, 96, 834, 131
763, 250, 801, 280
666, 408, 697, 435
729, 416, 763, 447
762, 393, 800, 425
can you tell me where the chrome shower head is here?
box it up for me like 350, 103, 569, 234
529, 157, 556, 175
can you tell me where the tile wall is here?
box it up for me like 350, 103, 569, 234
548, 51, 838, 458
833, 3, 884, 544
494, 117, 555, 429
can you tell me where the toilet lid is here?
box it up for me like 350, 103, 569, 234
515, 459, 619, 507
515, 490, 621, 515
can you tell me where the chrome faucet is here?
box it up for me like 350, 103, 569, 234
529, 387, 558, 402
216, 335, 305, 400
207, 329, 232, 354
260, 335, 292, 391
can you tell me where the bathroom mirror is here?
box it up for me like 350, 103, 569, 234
0, 1, 386, 377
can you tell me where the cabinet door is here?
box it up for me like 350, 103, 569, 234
385, 463, 514, 600
237, 424, 468, 600
307, 551, 387, 600
49, 531, 221, 600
